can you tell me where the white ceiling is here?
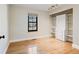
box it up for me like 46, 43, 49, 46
12, 4, 55, 11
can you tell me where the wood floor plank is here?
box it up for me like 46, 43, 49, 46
6, 37, 79, 54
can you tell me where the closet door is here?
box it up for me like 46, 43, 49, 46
56, 14, 66, 41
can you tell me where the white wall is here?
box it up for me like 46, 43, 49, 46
9, 5, 51, 42
72, 5, 79, 48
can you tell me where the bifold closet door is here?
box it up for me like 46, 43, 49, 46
55, 14, 66, 41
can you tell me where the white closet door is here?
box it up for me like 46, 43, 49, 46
56, 14, 66, 41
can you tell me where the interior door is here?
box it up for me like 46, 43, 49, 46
0, 5, 9, 54
56, 14, 66, 41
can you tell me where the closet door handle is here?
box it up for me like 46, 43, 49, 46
0, 35, 5, 39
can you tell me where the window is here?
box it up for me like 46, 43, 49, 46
28, 13, 38, 32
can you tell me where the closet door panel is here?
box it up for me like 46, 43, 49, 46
56, 14, 66, 41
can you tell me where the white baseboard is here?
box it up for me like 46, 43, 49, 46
10, 35, 51, 43
10, 38, 32, 43
56, 38, 66, 42
72, 44, 79, 49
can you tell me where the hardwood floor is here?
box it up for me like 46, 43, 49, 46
6, 37, 79, 54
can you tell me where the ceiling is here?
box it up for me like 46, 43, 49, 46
11, 4, 56, 11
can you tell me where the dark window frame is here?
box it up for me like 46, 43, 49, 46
28, 14, 38, 32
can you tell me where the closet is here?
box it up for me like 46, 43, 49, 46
50, 9, 73, 42
51, 16, 56, 38
66, 13, 73, 42
50, 12, 73, 42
